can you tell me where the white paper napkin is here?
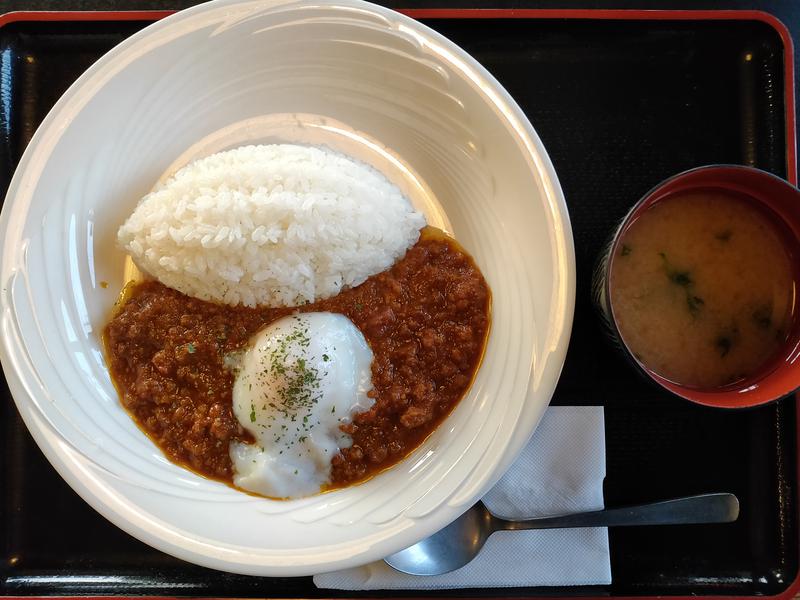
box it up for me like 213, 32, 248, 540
314, 405, 610, 590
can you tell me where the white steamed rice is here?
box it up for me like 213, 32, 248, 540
118, 144, 426, 307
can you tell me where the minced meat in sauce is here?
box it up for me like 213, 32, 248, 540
104, 228, 490, 491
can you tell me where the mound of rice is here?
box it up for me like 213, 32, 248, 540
118, 144, 426, 307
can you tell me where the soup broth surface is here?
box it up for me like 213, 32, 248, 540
609, 192, 795, 389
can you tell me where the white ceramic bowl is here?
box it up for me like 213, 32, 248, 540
0, 0, 574, 576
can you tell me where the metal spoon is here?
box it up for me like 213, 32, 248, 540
384, 493, 739, 576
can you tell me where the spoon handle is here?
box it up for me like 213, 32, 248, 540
496, 493, 739, 531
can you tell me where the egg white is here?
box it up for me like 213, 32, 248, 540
230, 312, 373, 499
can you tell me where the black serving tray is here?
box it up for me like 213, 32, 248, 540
1, 9, 798, 599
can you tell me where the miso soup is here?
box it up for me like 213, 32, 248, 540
609, 192, 796, 389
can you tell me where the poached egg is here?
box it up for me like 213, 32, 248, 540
230, 312, 373, 498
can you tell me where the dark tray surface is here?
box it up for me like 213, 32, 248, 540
1, 13, 798, 598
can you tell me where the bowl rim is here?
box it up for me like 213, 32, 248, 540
0, 0, 575, 575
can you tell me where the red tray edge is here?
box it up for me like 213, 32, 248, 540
0, 7, 798, 600
0, 7, 795, 185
